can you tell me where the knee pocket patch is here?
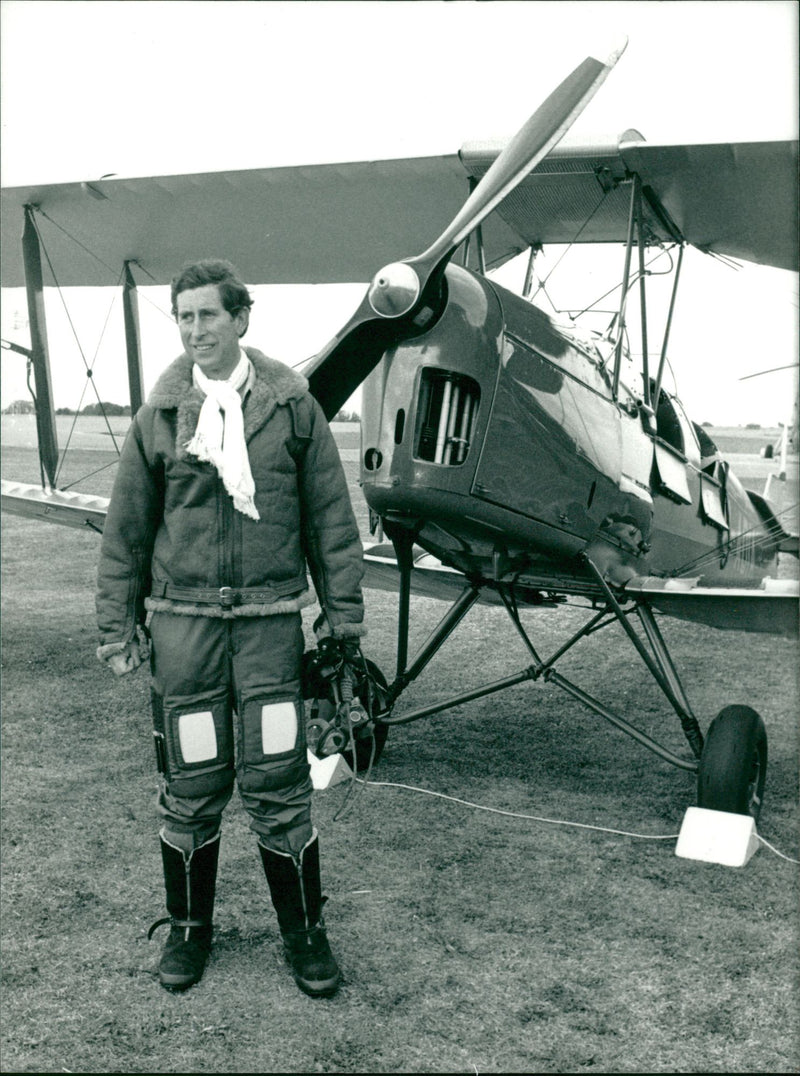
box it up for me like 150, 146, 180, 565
152, 688, 234, 797
239, 694, 308, 793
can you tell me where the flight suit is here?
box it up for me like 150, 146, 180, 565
97, 345, 364, 996
96, 346, 365, 855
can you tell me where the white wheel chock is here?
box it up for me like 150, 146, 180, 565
675, 806, 759, 867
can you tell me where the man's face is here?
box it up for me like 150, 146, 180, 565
176, 284, 247, 379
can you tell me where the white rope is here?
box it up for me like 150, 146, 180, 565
757, 834, 800, 865
356, 777, 800, 862
356, 777, 679, 840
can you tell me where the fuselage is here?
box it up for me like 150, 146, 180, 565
360, 263, 779, 593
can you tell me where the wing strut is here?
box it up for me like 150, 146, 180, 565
612, 177, 637, 401
122, 262, 145, 415
22, 206, 58, 487
652, 242, 685, 417
372, 563, 701, 772
636, 178, 651, 408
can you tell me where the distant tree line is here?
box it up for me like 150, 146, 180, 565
0, 403, 768, 431
71, 402, 132, 416
4, 399, 351, 420
2, 400, 131, 416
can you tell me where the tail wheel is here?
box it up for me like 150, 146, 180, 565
697, 705, 767, 821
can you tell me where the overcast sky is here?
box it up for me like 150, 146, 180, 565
1, 0, 798, 423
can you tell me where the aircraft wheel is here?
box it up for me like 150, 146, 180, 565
697, 705, 767, 821
342, 659, 390, 773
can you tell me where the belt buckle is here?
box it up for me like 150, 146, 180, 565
218, 586, 240, 608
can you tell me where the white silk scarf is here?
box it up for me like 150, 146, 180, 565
185, 351, 260, 520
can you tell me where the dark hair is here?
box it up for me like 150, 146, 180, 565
170, 259, 254, 320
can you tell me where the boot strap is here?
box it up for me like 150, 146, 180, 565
147, 915, 208, 940
282, 921, 329, 948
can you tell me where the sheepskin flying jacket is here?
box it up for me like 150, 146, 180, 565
96, 347, 365, 656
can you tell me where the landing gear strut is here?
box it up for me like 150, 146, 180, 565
367, 541, 768, 816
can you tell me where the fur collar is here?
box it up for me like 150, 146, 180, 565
147, 347, 309, 457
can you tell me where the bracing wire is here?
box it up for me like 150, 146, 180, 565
668, 502, 800, 578
31, 212, 125, 473
35, 207, 175, 321
573, 244, 676, 324
528, 187, 612, 306
704, 249, 743, 271
22, 208, 179, 493
37, 208, 124, 281
59, 457, 122, 493
38, 208, 212, 328
54, 270, 126, 485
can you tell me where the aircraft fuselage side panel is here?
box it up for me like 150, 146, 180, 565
359, 264, 779, 587
360, 264, 502, 511
360, 266, 591, 564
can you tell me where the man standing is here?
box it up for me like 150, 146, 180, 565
96, 259, 365, 997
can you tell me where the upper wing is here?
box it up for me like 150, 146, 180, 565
0, 156, 523, 288
3, 135, 796, 289
461, 134, 799, 271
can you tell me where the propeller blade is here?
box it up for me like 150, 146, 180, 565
306, 37, 628, 418
305, 294, 412, 418
414, 37, 628, 274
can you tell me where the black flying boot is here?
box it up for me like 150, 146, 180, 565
148, 831, 220, 991
258, 833, 341, 997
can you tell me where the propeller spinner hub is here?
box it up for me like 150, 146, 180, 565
367, 261, 420, 318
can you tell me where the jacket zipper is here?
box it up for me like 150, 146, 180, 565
298, 846, 310, 931
218, 477, 237, 586
183, 848, 193, 942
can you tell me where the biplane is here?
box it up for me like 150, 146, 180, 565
2, 41, 798, 824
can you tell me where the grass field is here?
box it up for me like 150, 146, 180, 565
1, 427, 798, 1073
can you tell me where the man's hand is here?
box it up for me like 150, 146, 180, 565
341, 639, 362, 663
104, 635, 148, 676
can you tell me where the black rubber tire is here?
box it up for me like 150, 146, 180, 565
697, 705, 767, 821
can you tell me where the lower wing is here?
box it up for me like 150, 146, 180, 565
360, 542, 799, 638
4, 480, 797, 637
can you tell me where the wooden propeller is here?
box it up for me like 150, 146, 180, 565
306, 38, 627, 418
